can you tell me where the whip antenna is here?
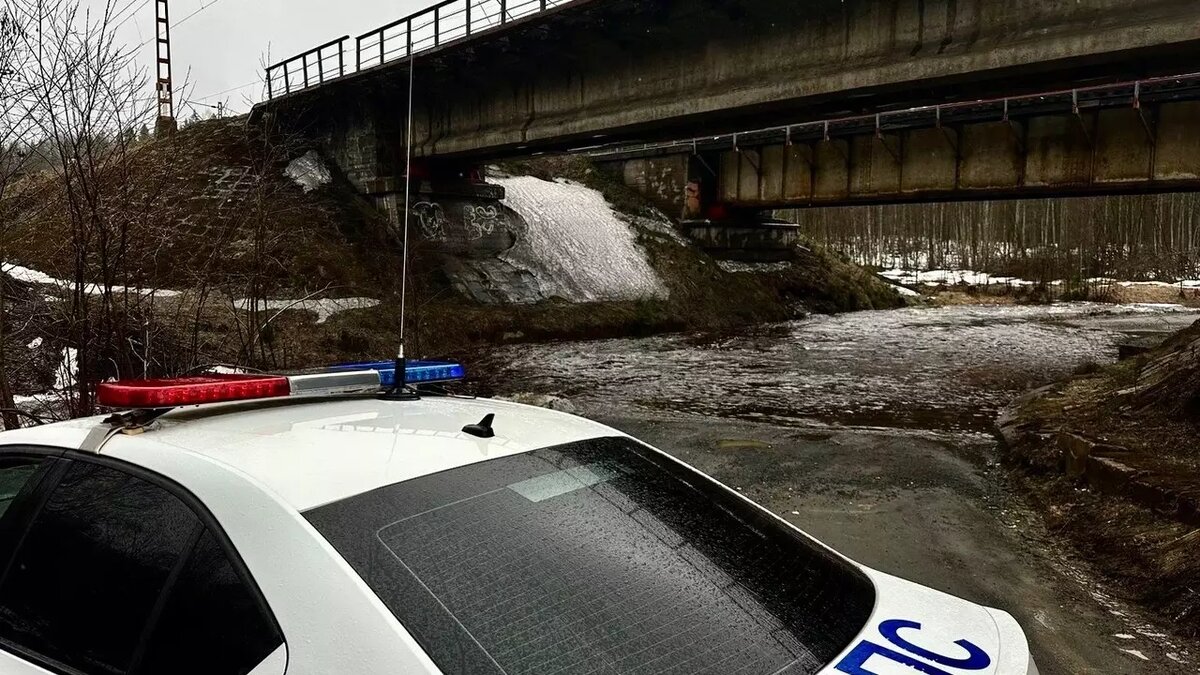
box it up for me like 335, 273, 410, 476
385, 52, 419, 400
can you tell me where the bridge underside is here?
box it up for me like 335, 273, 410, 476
604, 101, 1200, 213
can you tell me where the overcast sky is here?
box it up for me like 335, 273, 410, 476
116, 0, 429, 116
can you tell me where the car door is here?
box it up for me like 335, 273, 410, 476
0, 450, 286, 675
0, 454, 61, 675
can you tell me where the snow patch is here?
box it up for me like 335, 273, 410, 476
493, 177, 667, 303
880, 268, 1050, 288
232, 297, 380, 324
54, 347, 77, 391
2, 262, 179, 298
4, 264, 57, 285
879, 266, 1200, 293
1117, 279, 1200, 289
26, 337, 42, 350
285, 151, 332, 193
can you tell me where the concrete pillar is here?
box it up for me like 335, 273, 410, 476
959, 122, 1023, 190
813, 140, 850, 201
849, 134, 902, 195
783, 144, 814, 201
1094, 109, 1153, 183
1025, 114, 1094, 187
901, 127, 957, 192
760, 145, 787, 202
737, 150, 763, 202
720, 150, 740, 202
1154, 102, 1200, 181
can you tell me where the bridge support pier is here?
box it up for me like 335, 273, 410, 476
308, 98, 509, 239
598, 153, 802, 262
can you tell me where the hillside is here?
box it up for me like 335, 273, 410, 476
3, 118, 393, 293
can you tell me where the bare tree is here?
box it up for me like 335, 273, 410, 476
0, 3, 40, 428
10, 0, 157, 418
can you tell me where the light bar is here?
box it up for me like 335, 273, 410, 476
98, 375, 291, 409
326, 360, 465, 387
97, 360, 466, 410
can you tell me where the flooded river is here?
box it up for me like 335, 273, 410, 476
491, 302, 1199, 434
485, 302, 1200, 675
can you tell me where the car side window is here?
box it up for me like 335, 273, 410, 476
0, 457, 55, 569
0, 460, 200, 674
136, 529, 282, 675
0, 457, 284, 675
0, 462, 39, 519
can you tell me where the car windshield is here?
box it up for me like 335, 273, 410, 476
305, 436, 875, 675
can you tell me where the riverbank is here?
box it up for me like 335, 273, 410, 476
999, 319, 1200, 638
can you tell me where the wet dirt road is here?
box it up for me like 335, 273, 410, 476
487, 303, 1200, 674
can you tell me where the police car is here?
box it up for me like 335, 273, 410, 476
0, 360, 1038, 675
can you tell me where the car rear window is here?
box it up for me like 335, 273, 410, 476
305, 437, 875, 675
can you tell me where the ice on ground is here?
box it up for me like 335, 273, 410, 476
285, 151, 332, 193
232, 297, 380, 324
2, 263, 180, 298
1131, 302, 1184, 309
493, 177, 668, 303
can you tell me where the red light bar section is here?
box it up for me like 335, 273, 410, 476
97, 375, 291, 409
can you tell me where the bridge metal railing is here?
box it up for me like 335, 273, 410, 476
266, 0, 573, 99
266, 36, 350, 100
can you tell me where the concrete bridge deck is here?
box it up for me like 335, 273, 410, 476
256, 0, 1200, 161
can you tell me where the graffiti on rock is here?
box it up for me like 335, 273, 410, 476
413, 201, 448, 241
464, 204, 503, 240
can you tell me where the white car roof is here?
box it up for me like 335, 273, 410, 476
0, 396, 621, 511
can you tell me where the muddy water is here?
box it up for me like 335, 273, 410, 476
490, 303, 1199, 433
485, 302, 1200, 675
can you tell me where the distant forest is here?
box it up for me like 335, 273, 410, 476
788, 192, 1200, 282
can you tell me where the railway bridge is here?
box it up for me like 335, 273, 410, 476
253, 0, 1200, 232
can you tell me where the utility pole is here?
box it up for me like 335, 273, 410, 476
154, 0, 176, 134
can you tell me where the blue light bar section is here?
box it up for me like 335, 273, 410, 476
326, 360, 465, 388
